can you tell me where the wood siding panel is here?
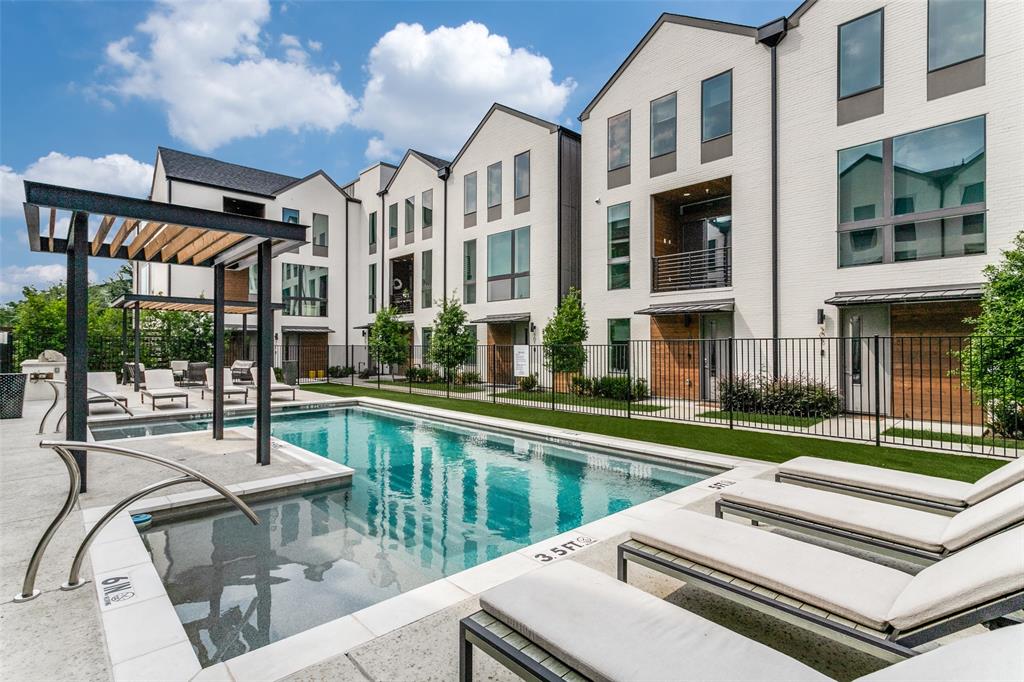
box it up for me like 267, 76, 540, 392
649, 314, 701, 399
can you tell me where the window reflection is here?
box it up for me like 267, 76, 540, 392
839, 10, 883, 98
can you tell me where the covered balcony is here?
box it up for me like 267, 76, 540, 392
390, 254, 414, 314
651, 177, 732, 293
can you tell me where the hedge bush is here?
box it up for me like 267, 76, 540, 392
571, 375, 650, 401
719, 373, 841, 418
517, 373, 539, 392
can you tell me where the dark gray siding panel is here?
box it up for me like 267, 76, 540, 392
927, 56, 985, 100
558, 131, 582, 299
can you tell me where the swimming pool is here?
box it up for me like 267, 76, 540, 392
138, 406, 713, 664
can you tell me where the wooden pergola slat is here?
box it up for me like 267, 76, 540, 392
91, 215, 116, 256
192, 233, 246, 265
161, 227, 204, 262
143, 224, 185, 260
177, 229, 226, 263
108, 218, 138, 255
126, 221, 165, 258
48, 208, 56, 251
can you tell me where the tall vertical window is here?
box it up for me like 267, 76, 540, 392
928, 0, 985, 71
312, 213, 328, 251
607, 202, 630, 290
838, 141, 884, 224
514, 151, 530, 199
404, 197, 415, 234
281, 264, 328, 317
607, 111, 631, 170
368, 264, 377, 313
487, 162, 502, 208
422, 328, 432, 352
487, 227, 530, 301
464, 172, 477, 215
388, 202, 398, 238
849, 315, 862, 385
282, 207, 300, 223
464, 239, 477, 304
368, 211, 377, 246
421, 250, 433, 308
701, 71, 732, 141
839, 10, 883, 99
608, 319, 630, 373
422, 189, 433, 229
650, 93, 676, 157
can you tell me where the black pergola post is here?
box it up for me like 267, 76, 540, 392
242, 314, 249, 360
120, 306, 127, 381
213, 264, 225, 440
66, 211, 89, 493
133, 301, 141, 392
256, 240, 272, 466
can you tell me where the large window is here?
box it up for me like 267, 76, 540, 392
650, 93, 676, 157
487, 227, 530, 301
701, 72, 732, 141
929, 0, 984, 71
607, 202, 630, 290
608, 319, 630, 373
422, 189, 433, 230
282, 207, 300, 223
281, 264, 328, 317
464, 172, 477, 215
388, 202, 398, 239
607, 111, 630, 171
224, 197, 264, 217
837, 115, 985, 267
312, 213, 328, 250
514, 151, 530, 199
404, 196, 415, 234
464, 239, 477, 304
421, 250, 433, 308
368, 263, 377, 313
368, 211, 377, 246
839, 10, 883, 99
487, 162, 502, 208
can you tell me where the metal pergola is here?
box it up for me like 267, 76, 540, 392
23, 181, 307, 491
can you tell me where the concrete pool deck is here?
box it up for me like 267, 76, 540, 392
0, 392, 986, 681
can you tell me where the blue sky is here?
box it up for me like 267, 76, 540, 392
0, 0, 795, 299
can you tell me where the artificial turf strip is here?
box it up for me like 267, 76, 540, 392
697, 410, 824, 427
305, 383, 1003, 482
493, 389, 666, 412
883, 427, 1022, 450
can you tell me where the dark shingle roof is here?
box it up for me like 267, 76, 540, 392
410, 150, 450, 170
159, 147, 300, 197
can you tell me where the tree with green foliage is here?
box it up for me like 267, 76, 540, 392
954, 231, 1024, 438
542, 287, 589, 376
427, 296, 477, 381
368, 306, 409, 377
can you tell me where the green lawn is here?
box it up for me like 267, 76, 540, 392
494, 389, 666, 412
378, 380, 483, 393
697, 410, 824, 428
883, 427, 1022, 450
306, 383, 1003, 482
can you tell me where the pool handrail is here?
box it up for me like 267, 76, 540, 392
38, 379, 134, 434
14, 440, 259, 603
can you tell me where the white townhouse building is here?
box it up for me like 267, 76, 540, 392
578, 0, 1022, 409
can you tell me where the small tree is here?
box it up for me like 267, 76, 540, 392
954, 231, 1024, 437
427, 295, 477, 381
542, 288, 588, 385
368, 306, 409, 377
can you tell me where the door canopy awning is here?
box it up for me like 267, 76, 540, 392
281, 326, 335, 334
470, 313, 531, 324
826, 283, 984, 306
635, 299, 734, 315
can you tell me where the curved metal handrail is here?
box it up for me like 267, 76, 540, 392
55, 385, 135, 431
37, 380, 62, 435
38, 380, 135, 434
14, 440, 259, 602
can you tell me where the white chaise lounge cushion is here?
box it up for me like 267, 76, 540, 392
779, 456, 973, 507
205, 369, 246, 393
965, 458, 1024, 505
145, 369, 178, 391
886, 526, 1024, 631
941, 481, 1024, 551
856, 624, 1024, 682
632, 510, 911, 630
720, 480, 949, 552
479, 560, 828, 682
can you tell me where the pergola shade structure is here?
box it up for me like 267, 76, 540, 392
23, 181, 308, 491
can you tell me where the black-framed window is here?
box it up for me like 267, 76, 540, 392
607, 202, 630, 290
464, 172, 477, 215
608, 319, 630, 373
421, 249, 433, 308
514, 151, 530, 199
487, 162, 502, 208
464, 239, 477, 304
650, 93, 676, 158
224, 196, 265, 218
282, 207, 299, 223
388, 202, 398, 238
368, 211, 377, 246
281, 263, 328, 317
422, 327, 432, 352
422, 189, 433, 229
607, 111, 630, 171
701, 71, 732, 141
928, 0, 985, 71
893, 116, 985, 215
312, 213, 328, 249
838, 141, 884, 224
405, 196, 415, 233
368, 263, 377, 313
838, 9, 883, 99
487, 227, 530, 301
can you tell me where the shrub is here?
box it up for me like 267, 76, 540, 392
719, 373, 841, 418
570, 375, 650, 401
571, 375, 594, 396
339, 366, 355, 377
456, 370, 482, 385
986, 400, 1024, 439
517, 373, 539, 392
632, 378, 650, 400
594, 375, 631, 401
405, 366, 424, 382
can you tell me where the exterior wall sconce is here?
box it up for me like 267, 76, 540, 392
816, 309, 826, 325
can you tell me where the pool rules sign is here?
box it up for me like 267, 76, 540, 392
513, 345, 530, 377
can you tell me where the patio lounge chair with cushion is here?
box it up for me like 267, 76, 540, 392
185, 361, 209, 387
715, 479, 1024, 563
618, 510, 1024, 659
123, 362, 145, 387
776, 456, 1024, 513
170, 360, 189, 385
201, 368, 248, 403
86, 372, 133, 414
249, 367, 297, 401
231, 359, 255, 384
140, 369, 190, 409
460, 559, 1024, 682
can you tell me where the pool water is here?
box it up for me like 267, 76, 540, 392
141, 407, 710, 665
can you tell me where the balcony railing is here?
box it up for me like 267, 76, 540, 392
652, 246, 731, 293
392, 293, 414, 315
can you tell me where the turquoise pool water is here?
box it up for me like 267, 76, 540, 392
139, 407, 712, 664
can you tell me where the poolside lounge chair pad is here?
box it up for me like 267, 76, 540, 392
780, 457, 972, 507
941, 481, 1024, 551
856, 625, 1024, 682
885, 526, 1024, 631
633, 511, 911, 629
965, 458, 1024, 505
720, 480, 948, 552
143, 388, 188, 398
479, 560, 829, 682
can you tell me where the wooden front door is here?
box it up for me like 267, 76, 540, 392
649, 314, 701, 399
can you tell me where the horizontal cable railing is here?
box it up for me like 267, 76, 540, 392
652, 246, 731, 292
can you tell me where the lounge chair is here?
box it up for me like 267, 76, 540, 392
140, 369, 190, 409
86, 372, 133, 414
460, 559, 1024, 682
249, 367, 297, 401
776, 456, 1024, 513
185, 361, 208, 387
170, 360, 189, 385
200, 368, 248, 403
231, 359, 255, 384
617, 510, 1024, 659
123, 362, 145, 387
715, 479, 1024, 563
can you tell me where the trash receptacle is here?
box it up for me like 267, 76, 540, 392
0, 373, 27, 419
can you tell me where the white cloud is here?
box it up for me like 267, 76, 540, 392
0, 264, 98, 298
307, 39, 322, 52
354, 21, 576, 160
103, 0, 355, 151
0, 152, 153, 217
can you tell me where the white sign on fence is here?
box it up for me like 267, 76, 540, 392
513, 345, 530, 377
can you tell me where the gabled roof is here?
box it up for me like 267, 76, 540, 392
381, 149, 451, 193
273, 169, 353, 199
449, 103, 570, 168
158, 147, 301, 198
579, 13, 758, 121
410, 150, 450, 170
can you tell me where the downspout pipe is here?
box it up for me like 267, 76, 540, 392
438, 166, 451, 299
378, 189, 387, 309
